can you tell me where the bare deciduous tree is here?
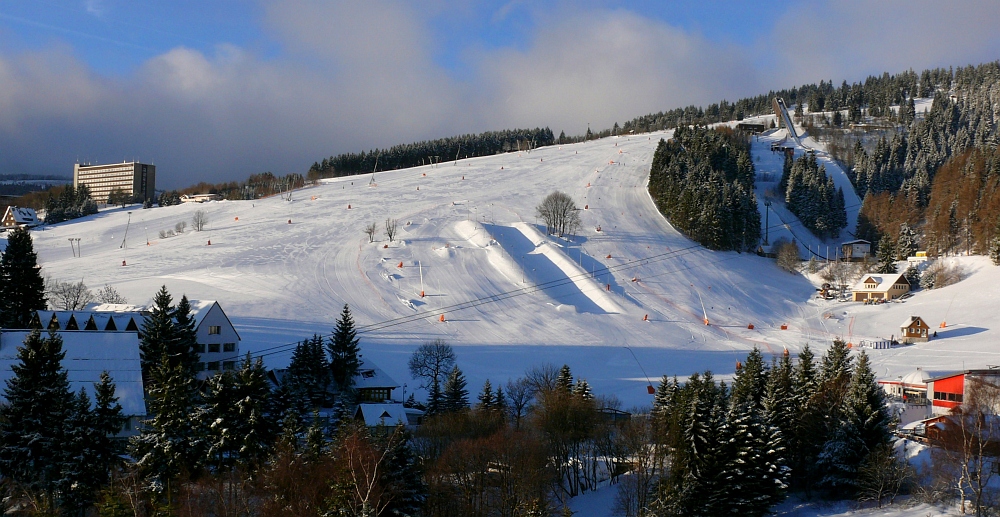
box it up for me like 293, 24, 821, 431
408, 339, 456, 413
48, 279, 93, 310
504, 377, 533, 430
536, 191, 581, 239
192, 210, 208, 232
175, 221, 187, 234
385, 218, 398, 242
364, 222, 377, 243
96, 285, 128, 305
857, 442, 911, 508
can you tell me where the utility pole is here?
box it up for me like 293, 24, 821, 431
763, 200, 772, 245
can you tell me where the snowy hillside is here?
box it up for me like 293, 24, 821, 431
26, 132, 1000, 408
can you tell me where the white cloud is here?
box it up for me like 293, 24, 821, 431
0, 1, 997, 186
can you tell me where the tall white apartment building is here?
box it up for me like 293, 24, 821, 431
73, 161, 156, 205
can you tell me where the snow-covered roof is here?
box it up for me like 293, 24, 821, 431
355, 403, 422, 427
901, 316, 928, 329
354, 359, 399, 390
0, 330, 145, 416
842, 239, 870, 245
3, 206, 40, 226
853, 273, 908, 292
87, 303, 148, 313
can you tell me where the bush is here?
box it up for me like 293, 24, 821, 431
776, 239, 801, 273
919, 261, 963, 290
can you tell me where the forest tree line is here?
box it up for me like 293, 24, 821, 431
307, 127, 556, 180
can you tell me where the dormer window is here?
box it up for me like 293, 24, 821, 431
361, 370, 375, 379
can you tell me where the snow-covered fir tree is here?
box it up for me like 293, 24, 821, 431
896, 223, 916, 259
328, 303, 361, 391
875, 239, 898, 274
0, 226, 47, 328
0, 330, 73, 507
816, 352, 892, 497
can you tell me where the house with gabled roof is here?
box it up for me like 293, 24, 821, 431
31, 300, 241, 379
851, 272, 910, 302
900, 316, 931, 343
2, 206, 41, 229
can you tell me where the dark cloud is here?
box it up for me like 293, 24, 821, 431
0, 0, 996, 188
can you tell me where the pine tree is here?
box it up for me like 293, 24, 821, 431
92, 371, 126, 479
442, 366, 469, 412
139, 286, 178, 384
573, 378, 593, 400
477, 379, 495, 411
556, 364, 574, 392
989, 235, 1000, 266
130, 356, 204, 485
280, 334, 331, 417
875, 240, 897, 274
172, 295, 202, 378
0, 226, 47, 328
328, 304, 361, 391
380, 425, 427, 517
730, 347, 768, 410
202, 355, 273, 471
0, 330, 74, 506
59, 389, 100, 513
817, 352, 891, 497
896, 223, 916, 259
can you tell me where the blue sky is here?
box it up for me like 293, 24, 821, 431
1, 1, 998, 187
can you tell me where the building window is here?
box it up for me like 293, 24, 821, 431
208, 343, 221, 353
194, 343, 206, 353
197, 362, 206, 372
223, 342, 236, 352
208, 325, 221, 335
222, 361, 236, 370
207, 361, 220, 371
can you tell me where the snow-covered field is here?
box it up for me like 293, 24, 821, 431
18, 129, 1000, 410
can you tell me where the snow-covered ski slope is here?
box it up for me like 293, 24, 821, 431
25, 131, 1000, 407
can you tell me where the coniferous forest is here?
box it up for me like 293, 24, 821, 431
780, 152, 848, 239
307, 127, 556, 180
647, 126, 761, 251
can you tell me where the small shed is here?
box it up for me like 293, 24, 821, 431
2, 206, 41, 229
841, 239, 871, 261
900, 316, 930, 343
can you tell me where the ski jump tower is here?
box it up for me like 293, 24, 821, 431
772, 97, 801, 146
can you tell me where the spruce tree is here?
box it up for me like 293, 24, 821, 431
990, 235, 1000, 266
328, 304, 361, 391
477, 379, 495, 411
92, 372, 126, 479
139, 286, 178, 384
172, 295, 202, 378
817, 352, 891, 497
573, 378, 593, 400
442, 366, 469, 412
896, 223, 916, 259
280, 335, 331, 417
130, 356, 204, 485
380, 425, 427, 517
875, 240, 897, 274
0, 226, 47, 328
203, 356, 274, 471
0, 331, 73, 506
730, 347, 768, 410
556, 364, 574, 392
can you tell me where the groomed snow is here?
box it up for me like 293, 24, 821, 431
22, 130, 1000, 409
